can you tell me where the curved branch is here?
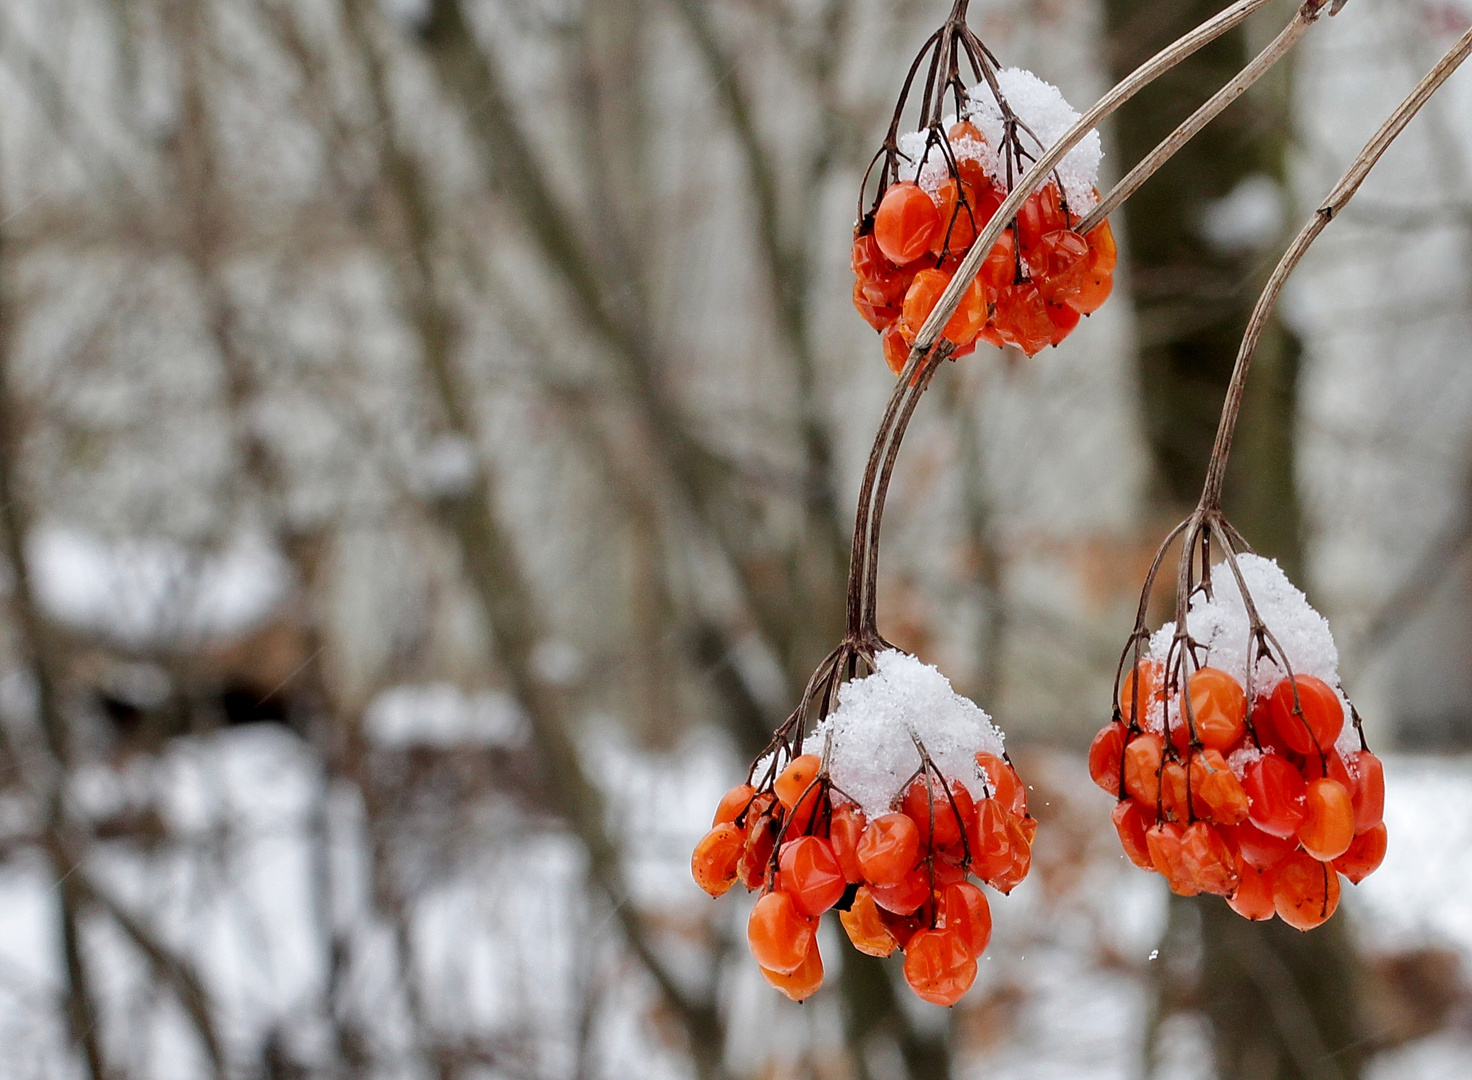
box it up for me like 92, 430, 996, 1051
1200, 22, 1472, 507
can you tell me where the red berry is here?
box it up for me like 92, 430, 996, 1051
692, 823, 744, 897
941, 881, 992, 957
1333, 821, 1387, 884
874, 182, 940, 265
903, 929, 977, 1006
839, 886, 898, 957
1088, 723, 1127, 796
1346, 750, 1385, 834
1297, 778, 1354, 862
1243, 754, 1307, 839
974, 752, 1026, 818
901, 777, 974, 850
829, 804, 867, 882
1122, 732, 1164, 807
713, 783, 757, 826
1263, 675, 1343, 756
1112, 800, 1153, 869
1031, 229, 1091, 303
1180, 821, 1239, 896
1227, 858, 1275, 921
760, 939, 823, 1001
1119, 660, 1163, 724
778, 836, 847, 917
1046, 300, 1081, 345
869, 866, 929, 915
1192, 749, 1249, 826
857, 812, 920, 886
1178, 667, 1247, 752
993, 282, 1053, 356
1227, 818, 1296, 872
1270, 850, 1340, 931
747, 890, 816, 974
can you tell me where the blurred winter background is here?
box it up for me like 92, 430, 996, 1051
0, 0, 1469, 1078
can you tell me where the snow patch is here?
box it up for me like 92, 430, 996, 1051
808, 650, 1004, 817
1143, 553, 1358, 754
892, 68, 1102, 214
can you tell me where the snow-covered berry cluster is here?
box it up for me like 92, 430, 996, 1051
1090, 555, 1386, 929
854, 69, 1115, 365
693, 652, 1033, 1004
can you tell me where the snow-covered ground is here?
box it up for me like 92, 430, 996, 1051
1, 720, 1467, 1079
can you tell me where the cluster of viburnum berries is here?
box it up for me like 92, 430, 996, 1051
692, 748, 1033, 1004
1088, 662, 1387, 929
852, 121, 1116, 369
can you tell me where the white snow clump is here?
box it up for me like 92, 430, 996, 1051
808, 650, 1004, 818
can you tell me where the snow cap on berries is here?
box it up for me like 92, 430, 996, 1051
809, 650, 1004, 817
1145, 553, 1356, 753
966, 68, 1102, 213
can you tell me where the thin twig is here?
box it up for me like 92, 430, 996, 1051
1200, 21, 1472, 508
1077, 2, 1328, 235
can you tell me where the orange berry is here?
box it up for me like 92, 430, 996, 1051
1179, 668, 1247, 752
1347, 750, 1385, 835
714, 784, 757, 826
1264, 675, 1343, 756
1180, 822, 1239, 896
1227, 818, 1296, 872
993, 282, 1053, 356
1046, 300, 1081, 345
903, 929, 977, 1006
882, 323, 910, 375
857, 812, 920, 886
1112, 800, 1154, 869
1146, 821, 1200, 896
967, 797, 1013, 880
1122, 732, 1164, 807
1031, 229, 1091, 303
1297, 778, 1354, 862
840, 886, 898, 957
1160, 758, 1191, 823
737, 804, 778, 890
761, 939, 823, 1001
869, 866, 929, 915
779, 836, 847, 917
901, 268, 986, 347
930, 177, 979, 256
947, 120, 985, 145
691, 823, 744, 897
1119, 660, 1163, 724
979, 231, 1016, 299
829, 804, 867, 882
984, 814, 1032, 894
975, 752, 1026, 817
1085, 220, 1117, 274
1065, 260, 1112, 314
774, 754, 821, 811
1227, 857, 1275, 921
1333, 821, 1387, 884
874, 182, 940, 265
747, 890, 816, 973
1270, 851, 1340, 931
1193, 750, 1249, 825
902, 777, 974, 850
1016, 183, 1068, 259
851, 233, 896, 281
941, 881, 992, 957
1089, 723, 1127, 796
853, 280, 900, 331
1243, 754, 1307, 839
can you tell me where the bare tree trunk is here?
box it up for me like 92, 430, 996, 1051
1102, 1, 1363, 1076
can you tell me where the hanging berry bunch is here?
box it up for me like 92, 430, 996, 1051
852, 0, 1115, 367
1089, 549, 1386, 929
694, 652, 1034, 1004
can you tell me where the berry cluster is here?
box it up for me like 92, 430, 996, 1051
1088, 660, 1386, 929
693, 744, 1033, 1004
853, 121, 1115, 368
